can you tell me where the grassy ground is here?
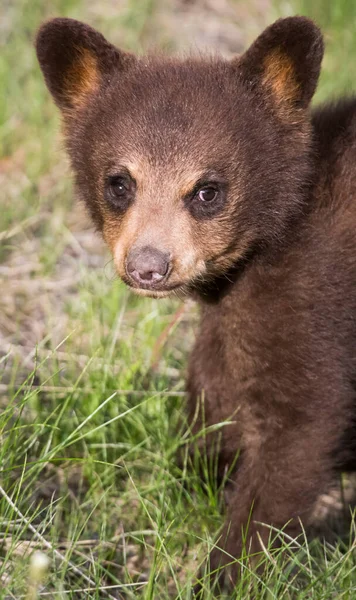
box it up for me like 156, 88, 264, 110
2, 0, 356, 597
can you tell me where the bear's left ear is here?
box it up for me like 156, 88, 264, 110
36, 18, 135, 113
234, 17, 324, 110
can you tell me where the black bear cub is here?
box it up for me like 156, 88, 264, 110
36, 15, 356, 585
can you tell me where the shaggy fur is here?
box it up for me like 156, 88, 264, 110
36, 16, 356, 586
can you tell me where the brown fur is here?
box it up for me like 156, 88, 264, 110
35, 15, 356, 588
263, 49, 299, 105
64, 48, 99, 107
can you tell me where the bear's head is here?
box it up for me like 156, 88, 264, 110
36, 17, 323, 298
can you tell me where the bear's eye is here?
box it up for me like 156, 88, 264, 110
109, 176, 130, 197
185, 177, 227, 219
105, 173, 135, 211
198, 187, 218, 202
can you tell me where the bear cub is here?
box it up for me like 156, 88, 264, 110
36, 15, 356, 585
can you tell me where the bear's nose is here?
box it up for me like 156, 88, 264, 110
126, 246, 170, 286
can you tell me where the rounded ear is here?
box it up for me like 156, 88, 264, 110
233, 17, 324, 110
35, 18, 135, 112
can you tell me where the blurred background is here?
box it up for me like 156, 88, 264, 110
1, 1, 356, 597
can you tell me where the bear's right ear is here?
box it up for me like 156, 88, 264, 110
234, 17, 324, 111
36, 18, 135, 113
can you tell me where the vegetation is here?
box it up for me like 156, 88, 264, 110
1, 0, 356, 597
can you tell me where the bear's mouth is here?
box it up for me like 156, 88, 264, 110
124, 279, 187, 298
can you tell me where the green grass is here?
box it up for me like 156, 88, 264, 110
1, 0, 356, 597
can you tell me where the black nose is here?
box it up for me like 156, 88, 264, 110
126, 246, 170, 286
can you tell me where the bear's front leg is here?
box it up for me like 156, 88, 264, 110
201, 421, 340, 589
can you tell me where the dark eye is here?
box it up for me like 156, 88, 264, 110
198, 187, 218, 202
185, 178, 227, 220
105, 173, 135, 211
110, 176, 130, 197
